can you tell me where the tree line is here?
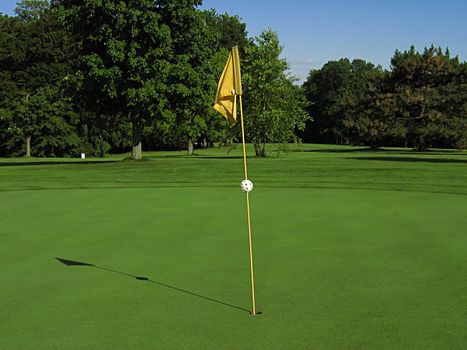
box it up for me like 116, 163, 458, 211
0, 0, 307, 158
1, 1, 466, 158
302, 47, 467, 151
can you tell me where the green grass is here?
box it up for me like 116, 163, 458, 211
1, 144, 467, 349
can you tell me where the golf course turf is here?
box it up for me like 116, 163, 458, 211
1, 144, 466, 349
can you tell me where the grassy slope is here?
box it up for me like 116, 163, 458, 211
1, 145, 466, 349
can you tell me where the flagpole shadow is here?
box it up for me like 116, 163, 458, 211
55, 257, 250, 313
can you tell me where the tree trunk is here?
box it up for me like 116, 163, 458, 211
254, 143, 266, 157
26, 136, 31, 157
98, 147, 106, 158
370, 144, 379, 150
98, 133, 105, 158
187, 138, 194, 155
131, 120, 143, 160
414, 136, 428, 152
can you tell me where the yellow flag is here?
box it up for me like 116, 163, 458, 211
213, 46, 242, 123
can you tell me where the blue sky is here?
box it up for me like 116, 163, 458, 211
201, 0, 467, 81
2, 0, 466, 82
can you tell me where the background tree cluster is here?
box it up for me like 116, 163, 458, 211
302, 46, 467, 150
0, 0, 307, 158
3, 1, 465, 157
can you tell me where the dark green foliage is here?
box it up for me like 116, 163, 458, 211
390, 46, 466, 150
0, 16, 22, 105
303, 46, 467, 150
1, 86, 79, 156
2, 1, 466, 157
77, 111, 132, 157
0, 2, 303, 158
54, 0, 243, 158
203, 10, 248, 54
56, 0, 175, 159
0, 3, 78, 156
303, 58, 355, 144
158, 1, 216, 154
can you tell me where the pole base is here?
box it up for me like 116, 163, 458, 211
249, 311, 263, 315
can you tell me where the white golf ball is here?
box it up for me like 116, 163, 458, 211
240, 179, 253, 192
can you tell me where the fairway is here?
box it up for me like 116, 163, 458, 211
1, 145, 467, 349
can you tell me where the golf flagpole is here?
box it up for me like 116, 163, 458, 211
238, 93, 257, 316
213, 46, 258, 316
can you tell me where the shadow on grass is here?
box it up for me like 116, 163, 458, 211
0, 160, 117, 167
302, 147, 373, 153
351, 156, 467, 164
55, 257, 249, 313
302, 147, 464, 155
193, 155, 244, 160
143, 154, 244, 160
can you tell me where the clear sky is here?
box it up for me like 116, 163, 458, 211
2, 0, 466, 82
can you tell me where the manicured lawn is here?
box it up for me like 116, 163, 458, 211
1, 145, 467, 349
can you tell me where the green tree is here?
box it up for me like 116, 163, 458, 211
449, 62, 467, 149
158, 1, 217, 155
335, 60, 402, 148
203, 10, 248, 54
304, 48, 466, 150
302, 58, 354, 144
0, 16, 23, 108
57, 0, 173, 159
146, 8, 248, 153
243, 29, 309, 156
0, 1, 77, 156
390, 45, 462, 150
5, 86, 79, 156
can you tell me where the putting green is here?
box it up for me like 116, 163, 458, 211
1, 146, 467, 349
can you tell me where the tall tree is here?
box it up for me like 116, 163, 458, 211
157, 1, 216, 155
0, 16, 23, 107
335, 60, 402, 148
56, 0, 173, 159
390, 45, 462, 150
0, 1, 77, 156
243, 29, 309, 156
302, 58, 354, 144
6, 86, 79, 156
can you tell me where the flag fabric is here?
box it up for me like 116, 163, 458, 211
213, 46, 242, 123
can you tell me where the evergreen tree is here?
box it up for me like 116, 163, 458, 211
390, 45, 462, 150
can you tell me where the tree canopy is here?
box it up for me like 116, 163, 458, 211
303, 46, 467, 150
1, 1, 466, 157
243, 29, 309, 156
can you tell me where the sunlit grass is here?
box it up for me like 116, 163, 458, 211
1, 144, 466, 349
